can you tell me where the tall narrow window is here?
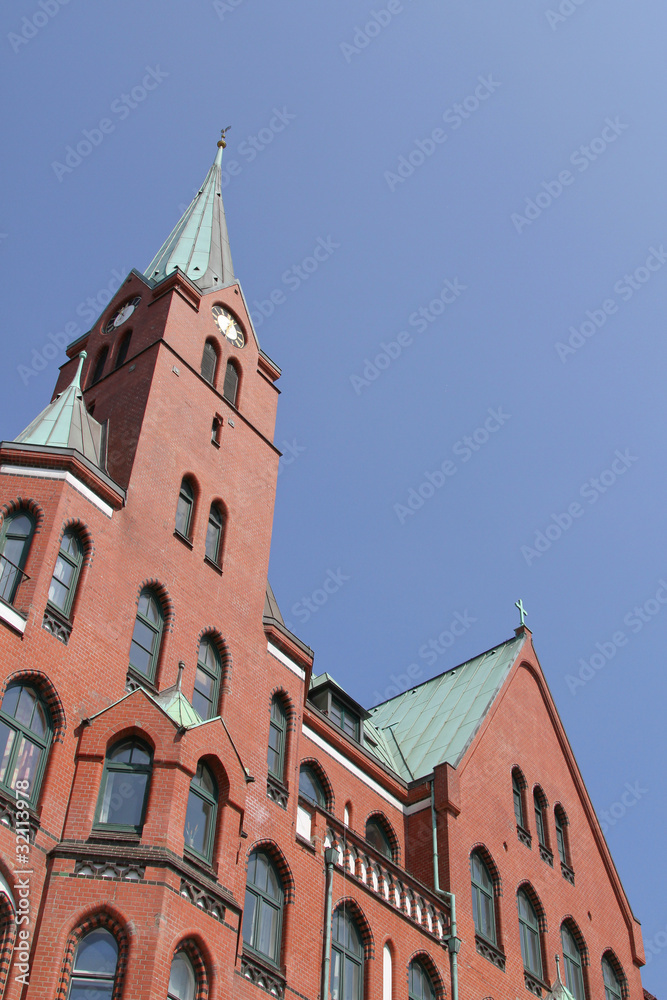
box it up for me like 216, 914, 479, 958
299, 765, 326, 807
0, 684, 51, 805
96, 738, 152, 832
267, 697, 286, 781
512, 769, 525, 827
184, 762, 218, 863
223, 360, 239, 406
205, 503, 224, 565
331, 908, 363, 1000
409, 960, 436, 1000
48, 530, 83, 617
175, 479, 194, 538
561, 925, 585, 1000
114, 330, 132, 369
602, 956, 623, 1000
129, 588, 164, 682
365, 817, 393, 860
67, 928, 118, 1000
193, 638, 221, 720
243, 851, 284, 964
168, 952, 196, 1000
470, 851, 496, 944
91, 347, 108, 385
555, 806, 570, 866
0, 512, 34, 605
201, 341, 218, 384
517, 890, 542, 981
534, 790, 546, 847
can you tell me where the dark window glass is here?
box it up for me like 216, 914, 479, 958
91, 347, 108, 385
518, 890, 542, 979
243, 851, 283, 964
184, 762, 217, 862
409, 960, 436, 1000
0, 684, 51, 804
299, 765, 325, 807
201, 341, 218, 384
561, 925, 585, 1000
193, 638, 221, 720
223, 361, 239, 406
129, 589, 163, 682
330, 909, 363, 1000
0, 512, 34, 605
512, 771, 524, 827
555, 807, 569, 865
67, 928, 118, 1000
330, 697, 360, 740
211, 416, 221, 444
267, 697, 286, 780
175, 479, 194, 537
115, 331, 132, 369
602, 956, 623, 1000
205, 504, 224, 564
471, 852, 496, 944
168, 952, 196, 1000
365, 818, 392, 859
48, 530, 83, 616
96, 739, 152, 831
534, 791, 546, 846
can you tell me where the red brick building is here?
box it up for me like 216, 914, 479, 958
0, 137, 650, 1000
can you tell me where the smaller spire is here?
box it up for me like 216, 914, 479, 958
14, 352, 106, 469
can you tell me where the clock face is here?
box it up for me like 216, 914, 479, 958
104, 296, 141, 334
211, 305, 245, 349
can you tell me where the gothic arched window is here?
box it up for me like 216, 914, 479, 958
561, 924, 585, 1000
184, 761, 218, 863
243, 850, 284, 964
517, 890, 542, 981
193, 638, 222, 720
67, 928, 119, 999
299, 765, 326, 808
223, 360, 239, 406
175, 479, 195, 538
0, 683, 51, 805
201, 341, 218, 384
129, 588, 164, 683
470, 851, 496, 944
331, 908, 364, 1000
267, 696, 287, 781
512, 767, 526, 829
555, 805, 570, 866
408, 959, 436, 1000
167, 951, 196, 1000
0, 512, 35, 605
96, 738, 152, 832
205, 503, 225, 565
48, 530, 84, 617
365, 817, 393, 860
602, 954, 624, 1000
115, 330, 132, 369
91, 347, 108, 385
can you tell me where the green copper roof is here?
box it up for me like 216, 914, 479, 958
144, 141, 235, 293
367, 634, 527, 780
150, 664, 203, 729
14, 352, 105, 469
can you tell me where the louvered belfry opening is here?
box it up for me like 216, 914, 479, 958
201, 341, 218, 385
223, 361, 238, 406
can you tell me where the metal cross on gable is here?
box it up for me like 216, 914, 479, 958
515, 599, 527, 627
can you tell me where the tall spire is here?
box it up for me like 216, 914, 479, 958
144, 133, 235, 293
14, 352, 106, 469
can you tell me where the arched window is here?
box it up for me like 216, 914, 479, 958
48, 530, 84, 617
193, 638, 221, 720
365, 817, 393, 860
184, 761, 218, 863
129, 588, 164, 682
0, 684, 51, 805
382, 943, 392, 1000
331, 908, 363, 1000
168, 951, 196, 1000
223, 360, 239, 406
267, 696, 286, 781
243, 850, 284, 964
96, 738, 152, 832
602, 955, 623, 1000
409, 959, 436, 1000
470, 851, 496, 944
555, 805, 570, 866
0, 512, 34, 605
114, 330, 132, 369
534, 788, 547, 847
175, 479, 195, 538
512, 768, 526, 828
201, 341, 218, 384
299, 765, 326, 807
67, 928, 118, 999
561, 925, 585, 1000
205, 503, 224, 565
517, 890, 542, 981
91, 347, 108, 385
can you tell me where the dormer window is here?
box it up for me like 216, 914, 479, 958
330, 697, 360, 740
309, 678, 367, 745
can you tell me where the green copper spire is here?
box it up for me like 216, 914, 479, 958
144, 133, 235, 293
150, 662, 203, 729
14, 352, 106, 469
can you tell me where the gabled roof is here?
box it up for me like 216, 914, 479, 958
367, 634, 527, 780
144, 139, 235, 293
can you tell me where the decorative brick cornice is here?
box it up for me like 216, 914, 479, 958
239, 948, 285, 998
475, 933, 506, 970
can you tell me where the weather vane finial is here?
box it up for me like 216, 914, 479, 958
218, 125, 232, 149
515, 599, 527, 627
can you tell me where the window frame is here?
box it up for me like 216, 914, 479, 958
517, 889, 543, 981
184, 761, 218, 864
0, 683, 52, 807
555, 805, 570, 866
114, 330, 132, 369
243, 850, 284, 966
167, 950, 197, 1000
66, 927, 119, 1000
470, 851, 497, 945
364, 817, 393, 860
94, 738, 153, 834
201, 340, 219, 385
47, 529, 84, 618
330, 908, 364, 1000
205, 503, 224, 566
0, 511, 35, 606
512, 768, 525, 827
223, 359, 239, 406
175, 479, 195, 540
128, 588, 164, 684
602, 955, 623, 1000
90, 346, 109, 385
561, 924, 585, 1000
192, 637, 222, 721
298, 764, 326, 808
330, 696, 360, 740
534, 789, 547, 848
267, 697, 287, 782
408, 959, 436, 1000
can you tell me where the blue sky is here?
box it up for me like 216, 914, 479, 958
1, 1, 666, 989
